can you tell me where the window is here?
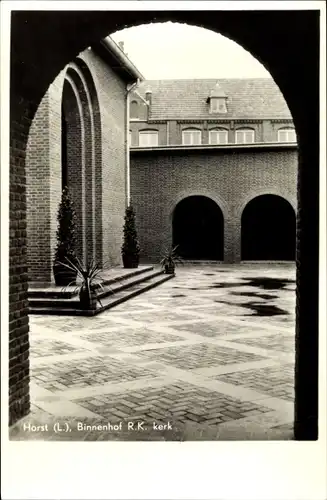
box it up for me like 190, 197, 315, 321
129, 131, 132, 146
235, 128, 255, 144
182, 129, 202, 145
130, 100, 138, 120
139, 131, 158, 147
278, 128, 296, 142
209, 129, 228, 144
210, 98, 227, 114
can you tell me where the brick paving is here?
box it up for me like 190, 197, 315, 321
75, 383, 272, 425
136, 343, 265, 369
214, 363, 295, 401
80, 328, 184, 348
229, 333, 295, 352
32, 356, 156, 392
10, 264, 296, 441
31, 339, 85, 358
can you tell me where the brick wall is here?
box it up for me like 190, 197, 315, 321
130, 147, 297, 263
9, 101, 33, 425
130, 121, 167, 147
26, 48, 127, 282
26, 71, 65, 282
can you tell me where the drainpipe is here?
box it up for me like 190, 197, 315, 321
126, 79, 139, 207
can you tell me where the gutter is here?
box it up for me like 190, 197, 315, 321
99, 37, 144, 81
130, 142, 298, 153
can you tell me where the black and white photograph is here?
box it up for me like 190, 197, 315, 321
1, 1, 326, 499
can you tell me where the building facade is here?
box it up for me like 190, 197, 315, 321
26, 38, 143, 283
129, 79, 298, 263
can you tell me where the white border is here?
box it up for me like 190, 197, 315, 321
1, 2, 326, 500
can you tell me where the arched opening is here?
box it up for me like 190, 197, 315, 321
10, 11, 320, 442
60, 59, 102, 265
173, 196, 224, 260
61, 75, 86, 262
241, 194, 296, 260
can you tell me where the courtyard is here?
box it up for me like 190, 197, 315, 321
10, 263, 296, 441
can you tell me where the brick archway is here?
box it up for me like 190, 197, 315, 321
62, 71, 87, 263
172, 195, 224, 261
9, 10, 319, 439
26, 56, 102, 282
241, 194, 296, 261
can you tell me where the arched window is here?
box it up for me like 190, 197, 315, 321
130, 100, 138, 119
235, 128, 255, 144
278, 127, 296, 142
182, 128, 202, 145
139, 130, 158, 147
209, 128, 228, 144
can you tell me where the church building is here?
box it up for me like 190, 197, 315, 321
129, 79, 297, 263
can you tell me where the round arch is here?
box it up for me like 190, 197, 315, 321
61, 58, 102, 264
168, 190, 229, 223
72, 57, 103, 264
10, 10, 320, 439
241, 194, 296, 261
236, 188, 296, 220
172, 195, 224, 261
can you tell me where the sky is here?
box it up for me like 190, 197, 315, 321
111, 22, 272, 80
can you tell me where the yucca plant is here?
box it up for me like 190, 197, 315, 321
57, 255, 110, 311
160, 245, 183, 275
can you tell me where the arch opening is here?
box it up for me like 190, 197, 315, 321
241, 194, 296, 261
173, 195, 224, 260
61, 75, 86, 262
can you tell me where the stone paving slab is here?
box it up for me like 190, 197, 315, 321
10, 264, 296, 441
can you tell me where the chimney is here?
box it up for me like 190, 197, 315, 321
118, 41, 124, 52
145, 89, 152, 105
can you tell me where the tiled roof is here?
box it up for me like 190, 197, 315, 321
133, 79, 292, 120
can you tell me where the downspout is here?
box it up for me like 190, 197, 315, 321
126, 78, 139, 207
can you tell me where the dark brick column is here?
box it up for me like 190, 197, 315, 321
294, 126, 319, 440
9, 99, 32, 425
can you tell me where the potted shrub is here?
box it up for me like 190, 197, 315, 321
121, 205, 140, 268
160, 245, 183, 275
58, 255, 108, 311
53, 187, 78, 286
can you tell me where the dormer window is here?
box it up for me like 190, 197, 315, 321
207, 82, 228, 114
210, 98, 227, 114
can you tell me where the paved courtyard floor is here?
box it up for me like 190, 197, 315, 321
10, 264, 296, 441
